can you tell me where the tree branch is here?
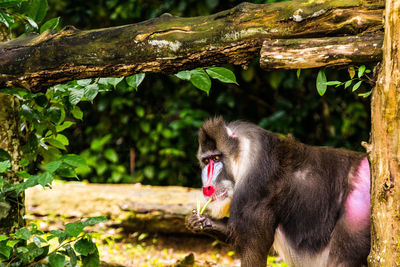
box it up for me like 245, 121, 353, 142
0, 0, 384, 91
260, 35, 383, 70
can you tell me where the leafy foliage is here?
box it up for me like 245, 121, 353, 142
0, 0, 61, 37
0, 218, 106, 266
316, 65, 373, 98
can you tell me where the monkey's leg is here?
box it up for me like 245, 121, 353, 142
186, 211, 230, 243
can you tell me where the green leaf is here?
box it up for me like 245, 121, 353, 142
358, 65, 366, 78
296, 69, 301, 79
82, 216, 107, 227
45, 138, 66, 150
84, 84, 99, 102
348, 66, 355, 79
65, 244, 77, 266
344, 80, 352, 89
189, 69, 211, 94
6, 240, 19, 251
74, 239, 96, 256
49, 230, 69, 243
28, 0, 48, 24
49, 253, 65, 267
46, 161, 62, 173
25, 15, 39, 30
0, 236, 9, 242
175, 70, 191, 81
21, 104, 40, 122
33, 94, 48, 107
108, 77, 124, 87
65, 222, 84, 237
55, 164, 77, 178
40, 17, 60, 33
0, 149, 11, 161
316, 70, 327, 96
358, 90, 372, 98
61, 154, 87, 167
0, 1, 21, 8
0, 160, 11, 173
37, 171, 53, 187
69, 88, 84, 106
71, 106, 83, 120
56, 121, 75, 132
0, 11, 14, 28
0, 240, 12, 258
352, 81, 362, 92
15, 228, 31, 241
205, 67, 238, 85
135, 106, 145, 118
20, 158, 29, 167
81, 247, 99, 267
104, 148, 118, 163
325, 81, 341, 86
47, 107, 62, 124
126, 73, 145, 90
76, 79, 92, 86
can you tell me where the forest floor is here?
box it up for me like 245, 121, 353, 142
26, 182, 285, 267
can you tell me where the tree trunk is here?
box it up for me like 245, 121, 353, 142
368, 0, 400, 265
0, 0, 384, 92
0, 93, 24, 235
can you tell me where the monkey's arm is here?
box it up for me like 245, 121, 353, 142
186, 211, 230, 244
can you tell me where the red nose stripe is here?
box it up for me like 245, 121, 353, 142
203, 185, 215, 196
206, 160, 214, 186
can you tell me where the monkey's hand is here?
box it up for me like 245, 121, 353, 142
186, 209, 213, 233
185, 209, 230, 243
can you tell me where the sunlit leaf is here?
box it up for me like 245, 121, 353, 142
352, 81, 362, 92
358, 65, 366, 78
175, 70, 191, 81
296, 69, 301, 79
344, 80, 352, 89
46, 161, 62, 173
40, 17, 60, 33
28, 0, 48, 24
37, 171, 53, 187
0, 11, 14, 28
358, 90, 372, 98
316, 70, 327, 96
205, 67, 238, 85
82, 216, 107, 226
61, 154, 87, 167
126, 73, 145, 90
189, 69, 211, 94
65, 222, 84, 237
49, 253, 65, 267
71, 106, 83, 120
74, 239, 96, 256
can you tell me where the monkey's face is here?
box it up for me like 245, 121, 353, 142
200, 153, 235, 218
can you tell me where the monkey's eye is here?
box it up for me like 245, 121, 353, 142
203, 158, 210, 164
213, 155, 221, 162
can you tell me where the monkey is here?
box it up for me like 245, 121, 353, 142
186, 117, 370, 267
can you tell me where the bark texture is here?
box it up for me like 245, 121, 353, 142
260, 35, 383, 70
368, 0, 400, 265
0, 0, 384, 92
0, 94, 24, 235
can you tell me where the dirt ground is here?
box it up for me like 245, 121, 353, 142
25, 182, 286, 267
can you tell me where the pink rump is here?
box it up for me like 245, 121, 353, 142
345, 157, 371, 229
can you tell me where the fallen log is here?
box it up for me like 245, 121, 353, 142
26, 182, 202, 234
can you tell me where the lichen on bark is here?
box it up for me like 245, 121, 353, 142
0, 93, 24, 234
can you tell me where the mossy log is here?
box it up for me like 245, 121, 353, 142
26, 182, 202, 234
0, 0, 384, 91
